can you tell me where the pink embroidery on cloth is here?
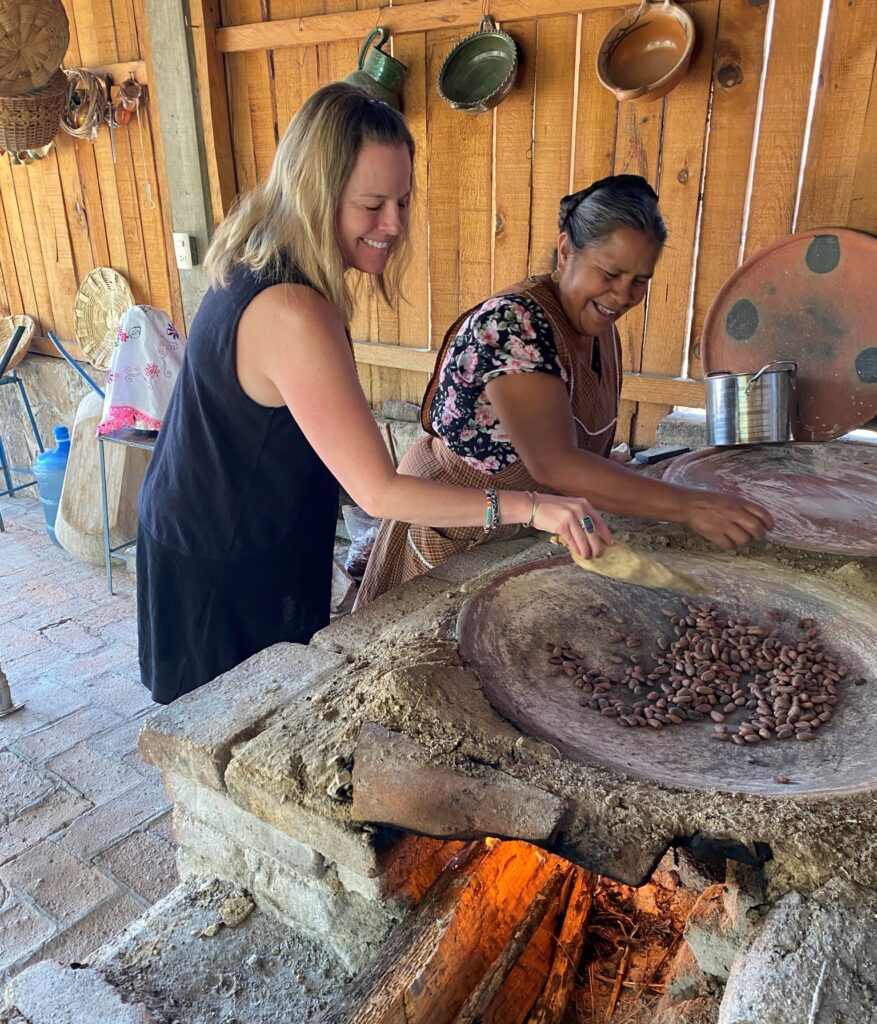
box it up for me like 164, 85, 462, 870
98, 305, 186, 437
97, 406, 163, 435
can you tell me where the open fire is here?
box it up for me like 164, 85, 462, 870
322, 837, 718, 1024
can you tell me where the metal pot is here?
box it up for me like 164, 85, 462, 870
705, 361, 797, 446
437, 16, 518, 115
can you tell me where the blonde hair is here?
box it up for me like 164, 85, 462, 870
205, 83, 415, 324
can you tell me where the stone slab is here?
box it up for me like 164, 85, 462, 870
95, 877, 352, 1022
223, 761, 384, 879
176, 824, 392, 969
0, 790, 93, 867
718, 877, 877, 1024
351, 722, 567, 842
0, 751, 53, 823
57, 779, 170, 860
0, 902, 56, 976
5, 961, 154, 1024
684, 884, 758, 984
1, 840, 117, 923
308, 573, 455, 656
139, 643, 348, 790
0, 354, 96, 485
168, 772, 325, 879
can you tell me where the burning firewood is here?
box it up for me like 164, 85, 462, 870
452, 866, 570, 1024
526, 868, 594, 1024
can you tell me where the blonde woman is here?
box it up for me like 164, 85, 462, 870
136, 84, 608, 704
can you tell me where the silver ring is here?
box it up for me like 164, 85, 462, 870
581, 515, 595, 534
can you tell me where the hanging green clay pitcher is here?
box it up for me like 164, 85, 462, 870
343, 27, 407, 110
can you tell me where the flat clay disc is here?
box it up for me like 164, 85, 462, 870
662, 443, 877, 556
701, 229, 877, 441
458, 555, 877, 796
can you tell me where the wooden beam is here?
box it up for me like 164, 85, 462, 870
352, 340, 707, 406
189, 0, 238, 222
620, 374, 705, 408
28, 335, 87, 362
352, 340, 436, 373
76, 59, 148, 86
217, 0, 694, 55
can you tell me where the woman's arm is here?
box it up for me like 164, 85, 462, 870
233, 284, 611, 556
484, 371, 774, 549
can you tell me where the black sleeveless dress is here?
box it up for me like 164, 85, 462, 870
136, 264, 339, 704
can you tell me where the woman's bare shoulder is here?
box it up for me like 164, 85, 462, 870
246, 281, 339, 329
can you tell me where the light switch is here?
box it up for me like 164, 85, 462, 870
173, 233, 197, 269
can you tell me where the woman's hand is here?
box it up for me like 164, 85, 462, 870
682, 491, 774, 549
532, 494, 611, 560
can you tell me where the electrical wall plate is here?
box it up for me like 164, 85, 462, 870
172, 233, 197, 269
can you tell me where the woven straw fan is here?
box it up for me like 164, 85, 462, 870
73, 267, 135, 371
0, 0, 69, 97
0, 313, 35, 372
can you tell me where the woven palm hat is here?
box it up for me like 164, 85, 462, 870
0, 0, 70, 97
74, 267, 134, 370
0, 313, 35, 371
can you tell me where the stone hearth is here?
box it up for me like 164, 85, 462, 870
5, 514, 876, 1022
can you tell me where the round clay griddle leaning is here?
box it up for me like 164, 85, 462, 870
661, 443, 877, 557
700, 228, 877, 441
458, 554, 876, 797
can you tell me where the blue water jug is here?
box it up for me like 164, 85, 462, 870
33, 426, 70, 546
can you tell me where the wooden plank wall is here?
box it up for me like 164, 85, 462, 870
3, 0, 876, 447
0, 0, 183, 357
207, 0, 877, 446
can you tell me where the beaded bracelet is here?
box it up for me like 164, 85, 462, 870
524, 491, 538, 529
483, 488, 500, 533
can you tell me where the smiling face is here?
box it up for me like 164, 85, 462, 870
555, 226, 661, 336
337, 141, 412, 274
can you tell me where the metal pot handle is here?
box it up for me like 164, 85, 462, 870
745, 360, 797, 395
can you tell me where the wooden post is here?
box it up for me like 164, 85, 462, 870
141, 0, 216, 330
189, 0, 238, 222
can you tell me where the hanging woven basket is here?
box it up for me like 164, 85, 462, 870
0, 0, 69, 97
0, 66, 65, 151
0, 313, 35, 371
74, 267, 135, 370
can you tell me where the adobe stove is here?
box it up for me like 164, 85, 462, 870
10, 489, 873, 1023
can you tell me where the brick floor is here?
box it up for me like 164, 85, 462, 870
0, 494, 178, 983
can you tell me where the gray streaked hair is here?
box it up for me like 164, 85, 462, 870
559, 173, 667, 253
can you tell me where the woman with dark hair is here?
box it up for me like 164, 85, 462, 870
136, 83, 606, 704
356, 174, 773, 605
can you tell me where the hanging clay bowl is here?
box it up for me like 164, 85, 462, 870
596, 0, 695, 103
437, 16, 518, 115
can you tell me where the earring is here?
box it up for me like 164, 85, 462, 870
551, 268, 560, 283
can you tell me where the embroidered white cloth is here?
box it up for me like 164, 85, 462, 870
97, 305, 185, 435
